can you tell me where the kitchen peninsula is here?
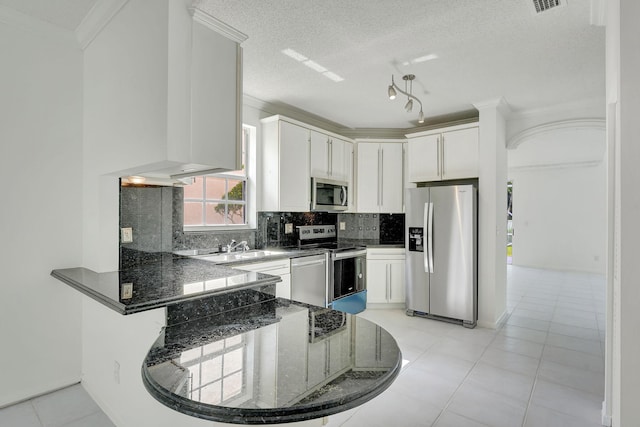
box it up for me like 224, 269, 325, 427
51, 254, 402, 425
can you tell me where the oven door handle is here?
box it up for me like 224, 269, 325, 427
331, 249, 367, 260
291, 258, 326, 267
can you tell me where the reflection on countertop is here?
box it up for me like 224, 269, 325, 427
142, 297, 402, 425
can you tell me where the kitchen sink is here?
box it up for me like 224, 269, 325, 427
238, 250, 287, 259
192, 249, 289, 264
198, 253, 242, 263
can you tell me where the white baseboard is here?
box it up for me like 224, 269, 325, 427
601, 401, 612, 426
0, 376, 81, 409
477, 310, 509, 330
366, 303, 405, 310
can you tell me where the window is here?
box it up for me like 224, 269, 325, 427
183, 127, 249, 227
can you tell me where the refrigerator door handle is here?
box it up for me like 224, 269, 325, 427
423, 202, 430, 273
427, 202, 434, 273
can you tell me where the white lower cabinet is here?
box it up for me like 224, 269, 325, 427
233, 258, 291, 299
366, 248, 405, 307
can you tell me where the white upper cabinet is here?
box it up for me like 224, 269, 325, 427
260, 115, 354, 212
83, 3, 246, 177
261, 118, 311, 212
190, 13, 244, 173
310, 130, 330, 178
406, 123, 479, 183
356, 142, 404, 213
310, 130, 351, 182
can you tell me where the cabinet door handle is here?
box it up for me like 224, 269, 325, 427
386, 264, 390, 300
378, 148, 384, 206
441, 135, 445, 178
377, 148, 382, 206
329, 139, 333, 176
388, 264, 392, 300
437, 136, 441, 177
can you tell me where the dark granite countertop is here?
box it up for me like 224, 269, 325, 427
142, 297, 402, 424
338, 239, 405, 249
181, 248, 329, 265
51, 256, 281, 315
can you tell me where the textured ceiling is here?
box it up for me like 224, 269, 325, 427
1, 0, 605, 130
195, 0, 605, 129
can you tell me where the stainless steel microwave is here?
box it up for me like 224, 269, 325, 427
311, 177, 349, 211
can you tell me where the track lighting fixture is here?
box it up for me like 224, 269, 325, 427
387, 74, 424, 123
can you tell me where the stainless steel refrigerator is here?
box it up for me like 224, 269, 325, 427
405, 184, 477, 327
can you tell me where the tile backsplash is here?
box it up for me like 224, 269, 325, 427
120, 185, 256, 268
256, 211, 338, 248
120, 183, 404, 268
337, 213, 405, 244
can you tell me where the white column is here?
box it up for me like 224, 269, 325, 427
607, 1, 640, 426
473, 98, 510, 329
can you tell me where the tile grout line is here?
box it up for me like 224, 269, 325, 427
519, 300, 554, 427
429, 313, 512, 427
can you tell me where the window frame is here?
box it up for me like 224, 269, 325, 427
183, 126, 251, 231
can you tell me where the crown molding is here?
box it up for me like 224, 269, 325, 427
507, 118, 606, 149
189, 8, 247, 43
473, 97, 512, 117
243, 94, 348, 134
75, 0, 129, 50
0, 5, 76, 44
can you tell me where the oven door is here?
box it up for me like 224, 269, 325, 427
332, 249, 366, 301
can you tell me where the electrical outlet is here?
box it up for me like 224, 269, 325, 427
121, 227, 133, 243
339, 221, 346, 231
121, 283, 133, 299
285, 223, 293, 234
114, 361, 120, 384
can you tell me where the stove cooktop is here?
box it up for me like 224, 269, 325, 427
296, 225, 365, 253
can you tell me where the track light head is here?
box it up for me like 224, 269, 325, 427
388, 85, 397, 100
387, 74, 425, 123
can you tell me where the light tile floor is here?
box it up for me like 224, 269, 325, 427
0, 383, 115, 427
1, 266, 606, 427
327, 265, 606, 427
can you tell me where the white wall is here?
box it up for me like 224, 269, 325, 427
0, 21, 83, 405
508, 126, 607, 274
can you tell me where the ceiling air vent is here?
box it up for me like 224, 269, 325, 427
532, 0, 565, 14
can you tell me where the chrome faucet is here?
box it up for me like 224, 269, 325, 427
226, 240, 249, 253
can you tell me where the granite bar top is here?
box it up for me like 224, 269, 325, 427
51, 256, 280, 315
142, 298, 402, 424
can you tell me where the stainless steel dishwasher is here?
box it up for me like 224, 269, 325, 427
290, 253, 329, 307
